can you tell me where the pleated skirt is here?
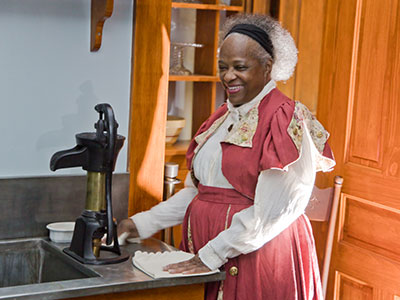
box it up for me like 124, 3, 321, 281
180, 184, 323, 300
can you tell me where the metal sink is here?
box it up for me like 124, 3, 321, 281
0, 239, 100, 288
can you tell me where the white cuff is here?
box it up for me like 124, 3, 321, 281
198, 242, 227, 270
131, 211, 160, 239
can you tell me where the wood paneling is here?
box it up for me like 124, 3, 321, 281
276, 0, 325, 114
339, 194, 400, 262
348, 0, 397, 167
252, 0, 270, 14
335, 273, 373, 300
66, 283, 204, 300
192, 82, 216, 136
128, 0, 171, 215
334, 242, 400, 292
317, 0, 359, 187
194, 10, 219, 76
275, 0, 300, 100
294, 0, 325, 113
318, 0, 400, 298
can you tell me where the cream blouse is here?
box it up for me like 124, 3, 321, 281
131, 81, 323, 271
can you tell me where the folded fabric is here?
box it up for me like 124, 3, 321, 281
132, 250, 219, 278
101, 233, 141, 247
126, 237, 141, 244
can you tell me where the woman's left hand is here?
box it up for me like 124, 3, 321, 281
163, 254, 211, 274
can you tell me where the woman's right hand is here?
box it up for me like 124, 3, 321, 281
117, 218, 139, 243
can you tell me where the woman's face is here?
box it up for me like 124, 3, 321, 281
219, 33, 272, 106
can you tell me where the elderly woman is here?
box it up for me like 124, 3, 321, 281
119, 14, 335, 300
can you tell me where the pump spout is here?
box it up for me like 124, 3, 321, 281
50, 145, 88, 171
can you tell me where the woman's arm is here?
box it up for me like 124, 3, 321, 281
131, 173, 198, 239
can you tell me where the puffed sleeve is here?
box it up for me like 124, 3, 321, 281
260, 100, 335, 172
259, 101, 299, 171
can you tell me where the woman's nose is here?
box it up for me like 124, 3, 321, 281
223, 68, 237, 82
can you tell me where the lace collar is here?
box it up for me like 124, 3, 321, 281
224, 80, 276, 147
194, 80, 276, 149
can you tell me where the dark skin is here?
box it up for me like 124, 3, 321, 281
117, 32, 273, 274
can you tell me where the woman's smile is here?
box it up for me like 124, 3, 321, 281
226, 85, 243, 95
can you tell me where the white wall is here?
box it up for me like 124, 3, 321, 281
0, 0, 133, 178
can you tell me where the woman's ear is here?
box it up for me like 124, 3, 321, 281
264, 59, 273, 81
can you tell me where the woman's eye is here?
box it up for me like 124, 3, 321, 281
235, 66, 247, 71
218, 66, 227, 71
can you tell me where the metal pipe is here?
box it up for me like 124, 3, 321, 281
85, 172, 106, 212
85, 171, 106, 257
163, 163, 181, 245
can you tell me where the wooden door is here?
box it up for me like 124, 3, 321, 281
317, 0, 400, 299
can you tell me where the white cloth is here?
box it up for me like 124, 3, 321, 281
132, 250, 219, 278
131, 81, 319, 270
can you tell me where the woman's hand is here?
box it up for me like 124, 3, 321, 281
163, 254, 211, 274
117, 218, 139, 240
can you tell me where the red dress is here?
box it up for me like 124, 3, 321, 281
180, 185, 323, 300
181, 89, 333, 300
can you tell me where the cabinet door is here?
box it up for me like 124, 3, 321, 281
318, 0, 400, 298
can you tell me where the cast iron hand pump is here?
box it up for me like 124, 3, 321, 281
50, 103, 129, 265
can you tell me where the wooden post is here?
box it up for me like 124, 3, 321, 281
128, 0, 171, 216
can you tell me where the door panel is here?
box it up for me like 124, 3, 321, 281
336, 273, 373, 300
348, 0, 397, 168
318, 0, 400, 298
339, 194, 400, 263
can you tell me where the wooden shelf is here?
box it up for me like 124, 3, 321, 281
168, 1, 244, 147
169, 75, 220, 82
165, 140, 191, 156
172, 2, 244, 11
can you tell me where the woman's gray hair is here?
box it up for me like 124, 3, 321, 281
220, 14, 298, 82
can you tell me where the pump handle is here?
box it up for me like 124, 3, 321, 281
94, 103, 118, 167
94, 103, 117, 245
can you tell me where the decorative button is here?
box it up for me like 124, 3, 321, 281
229, 266, 238, 276
293, 128, 298, 136
317, 131, 323, 138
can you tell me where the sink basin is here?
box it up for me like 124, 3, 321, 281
0, 239, 99, 288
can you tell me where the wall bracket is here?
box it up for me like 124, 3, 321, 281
91, 0, 114, 52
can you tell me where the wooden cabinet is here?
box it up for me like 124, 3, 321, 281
165, 1, 245, 247
166, 0, 246, 185
128, 0, 245, 246
168, 0, 245, 139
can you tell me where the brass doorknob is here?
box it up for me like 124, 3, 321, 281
229, 266, 238, 276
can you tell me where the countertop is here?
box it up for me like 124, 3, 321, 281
0, 237, 225, 300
